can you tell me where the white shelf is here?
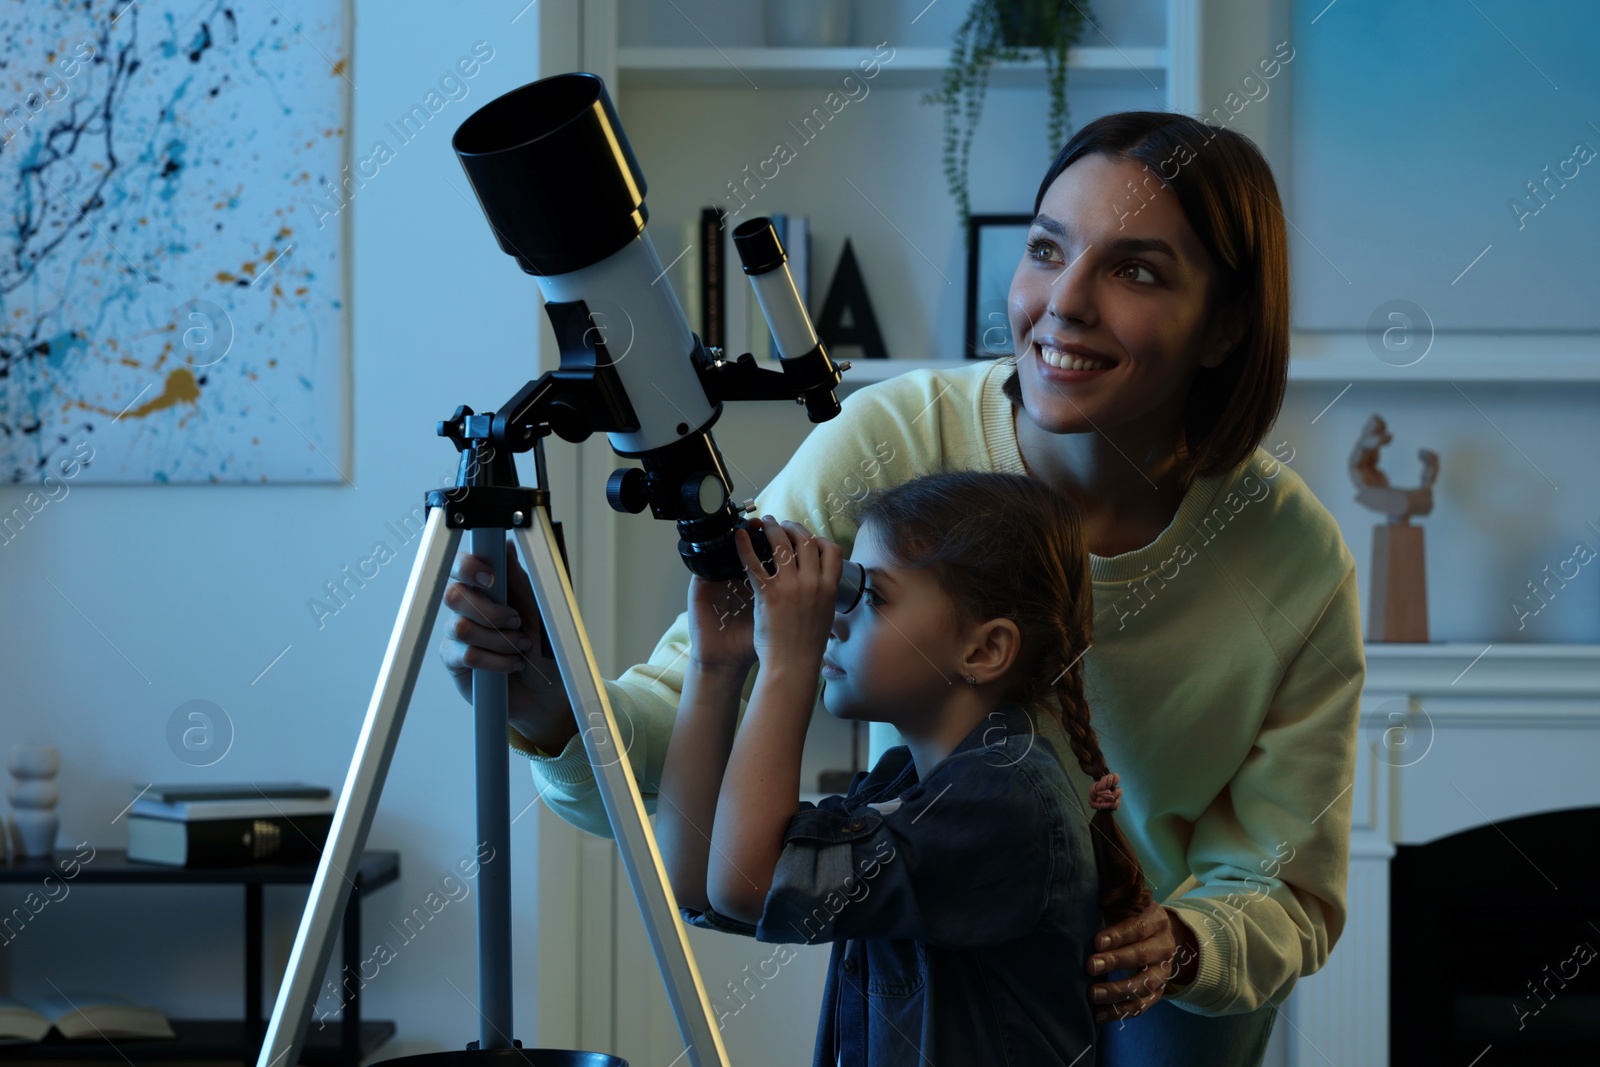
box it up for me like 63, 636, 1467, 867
1286, 361, 1600, 383
745, 330, 1600, 388
617, 45, 1168, 90
710, 358, 990, 390
827, 359, 989, 387
1287, 356, 1600, 382
1287, 331, 1600, 383
1364, 641, 1600, 660
1363, 641, 1600, 699
796, 349, 1600, 390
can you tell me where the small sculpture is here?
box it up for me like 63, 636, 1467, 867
8, 744, 61, 859
1350, 415, 1438, 642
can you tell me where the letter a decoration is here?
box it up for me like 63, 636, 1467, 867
816, 238, 888, 360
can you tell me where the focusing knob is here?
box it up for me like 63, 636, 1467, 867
607, 467, 649, 514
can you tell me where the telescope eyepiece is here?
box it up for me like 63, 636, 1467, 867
731, 217, 787, 276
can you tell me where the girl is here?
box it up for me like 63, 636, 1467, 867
445, 109, 1362, 1066
656, 470, 1148, 1067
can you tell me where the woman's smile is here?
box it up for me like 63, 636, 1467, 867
1032, 340, 1117, 382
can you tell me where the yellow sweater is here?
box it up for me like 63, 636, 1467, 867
512, 357, 1365, 1017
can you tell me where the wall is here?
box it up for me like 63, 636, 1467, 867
0, 1, 576, 1058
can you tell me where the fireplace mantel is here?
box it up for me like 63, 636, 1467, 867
1286, 642, 1600, 1065
1364, 641, 1600, 698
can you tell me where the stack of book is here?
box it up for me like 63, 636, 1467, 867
125, 782, 335, 868
678, 207, 811, 362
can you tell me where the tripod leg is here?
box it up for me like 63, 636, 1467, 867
469, 527, 513, 1049
257, 508, 463, 1067
511, 516, 731, 1067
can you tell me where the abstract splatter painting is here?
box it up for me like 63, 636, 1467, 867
1, 0, 349, 483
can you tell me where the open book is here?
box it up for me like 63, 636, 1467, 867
0, 992, 175, 1043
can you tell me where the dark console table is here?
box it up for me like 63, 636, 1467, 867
0, 848, 400, 1067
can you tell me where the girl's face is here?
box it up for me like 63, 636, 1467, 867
821, 521, 967, 728
1008, 152, 1233, 439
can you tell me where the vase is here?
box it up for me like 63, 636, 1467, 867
764, 0, 852, 47
8, 744, 60, 858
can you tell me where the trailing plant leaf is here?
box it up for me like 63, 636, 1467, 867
922, 0, 1091, 253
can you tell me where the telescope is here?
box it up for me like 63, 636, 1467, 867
254, 71, 862, 1067
454, 72, 866, 603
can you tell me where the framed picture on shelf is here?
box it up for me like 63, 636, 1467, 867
964, 213, 1033, 360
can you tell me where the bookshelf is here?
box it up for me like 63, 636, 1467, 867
0, 849, 400, 1067
576, 0, 1199, 378
547, 5, 1205, 1065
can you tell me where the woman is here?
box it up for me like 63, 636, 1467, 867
439, 111, 1364, 1066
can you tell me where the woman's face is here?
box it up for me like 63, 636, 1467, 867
1008, 152, 1234, 439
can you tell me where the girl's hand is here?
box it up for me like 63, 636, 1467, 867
734, 515, 842, 669
686, 517, 764, 673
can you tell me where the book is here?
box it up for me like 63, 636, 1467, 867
126, 813, 332, 867
0, 997, 50, 1045
699, 206, 725, 350
0, 991, 174, 1042
130, 794, 337, 822
789, 214, 810, 321
725, 216, 748, 358
138, 781, 330, 803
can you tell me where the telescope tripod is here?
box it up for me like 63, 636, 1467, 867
256, 408, 740, 1067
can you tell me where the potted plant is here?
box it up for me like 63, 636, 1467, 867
923, 0, 1092, 250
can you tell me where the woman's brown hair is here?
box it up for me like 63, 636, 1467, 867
854, 469, 1152, 924
999, 109, 1290, 485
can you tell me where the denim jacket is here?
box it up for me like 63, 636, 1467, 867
682, 702, 1101, 1066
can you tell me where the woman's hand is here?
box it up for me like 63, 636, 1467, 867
687, 517, 764, 673
1087, 901, 1196, 1023
734, 515, 841, 670
438, 538, 578, 755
